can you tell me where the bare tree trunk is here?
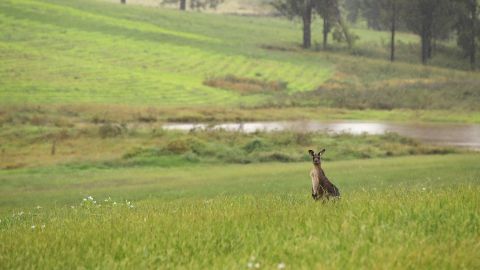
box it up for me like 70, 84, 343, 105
390, 1, 396, 62
180, 0, 186, 10
302, 0, 312, 49
120, 0, 126, 4
323, 17, 329, 50
421, 26, 427, 65
470, 0, 477, 70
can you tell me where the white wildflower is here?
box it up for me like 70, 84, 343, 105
422, 187, 426, 191
31, 225, 35, 229
36, 205, 42, 209
254, 262, 260, 269
83, 198, 87, 201
277, 262, 286, 269
93, 201, 96, 204
247, 262, 253, 269
88, 196, 93, 201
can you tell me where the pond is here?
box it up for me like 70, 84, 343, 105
162, 121, 480, 150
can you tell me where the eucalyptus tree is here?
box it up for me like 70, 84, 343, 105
273, 0, 315, 48
402, 0, 455, 64
315, 0, 339, 49
455, 0, 479, 70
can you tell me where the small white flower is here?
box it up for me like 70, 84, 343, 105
31, 225, 36, 229
19, 211, 24, 216
254, 262, 260, 269
247, 262, 253, 269
422, 187, 426, 191
71, 206, 75, 209
88, 196, 93, 201
93, 201, 96, 204
277, 262, 286, 269
113, 202, 117, 206
36, 205, 42, 209
83, 198, 87, 201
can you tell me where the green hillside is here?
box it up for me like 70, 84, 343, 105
2, 0, 478, 109
0, 0, 331, 105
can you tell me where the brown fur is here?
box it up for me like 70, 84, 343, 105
309, 149, 340, 200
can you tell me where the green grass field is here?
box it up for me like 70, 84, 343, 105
1, 154, 479, 268
1, 0, 480, 268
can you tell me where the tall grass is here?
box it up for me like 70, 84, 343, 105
0, 154, 479, 269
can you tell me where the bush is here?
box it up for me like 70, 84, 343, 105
165, 139, 190, 154
243, 138, 267, 153
99, 123, 125, 138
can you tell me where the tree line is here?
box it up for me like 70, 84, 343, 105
274, 0, 479, 69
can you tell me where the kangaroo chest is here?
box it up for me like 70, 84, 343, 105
310, 167, 331, 190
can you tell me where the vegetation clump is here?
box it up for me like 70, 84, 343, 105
117, 130, 457, 167
204, 75, 288, 94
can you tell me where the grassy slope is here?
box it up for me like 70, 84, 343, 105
0, 0, 333, 105
2, 0, 478, 110
0, 154, 479, 268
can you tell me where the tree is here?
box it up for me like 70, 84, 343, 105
402, 0, 455, 64
359, 0, 403, 62
314, 0, 339, 49
343, 0, 362, 24
273, 0, 314, 48
361, 0, 383, 30
120, 0, 126, 4
455, 0, 479, 70
388, 0, 398, 62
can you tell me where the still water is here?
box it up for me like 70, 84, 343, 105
162, 121, 480, 150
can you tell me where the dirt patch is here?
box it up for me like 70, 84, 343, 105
204, 75, 287, 94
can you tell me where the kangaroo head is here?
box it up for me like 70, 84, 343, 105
308, 149, 325, 165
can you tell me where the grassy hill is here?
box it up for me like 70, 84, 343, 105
1, 0, 478, 110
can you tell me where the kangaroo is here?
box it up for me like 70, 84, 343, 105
309, 149, 340, 200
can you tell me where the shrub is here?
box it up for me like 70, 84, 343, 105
165, 139, 190, 154
99, 123, 125, 138
243, 138, 267, 153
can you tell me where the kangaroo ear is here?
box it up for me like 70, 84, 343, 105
308, 150, 315, 156
318, 149, 326, 155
